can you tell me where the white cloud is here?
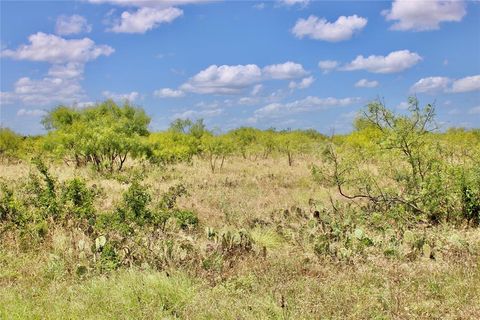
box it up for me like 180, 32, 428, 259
0, 92, 16, 105
17, 108, 47, 117
180, 62, 307, 95
74, 101, 96, 108
383, 0, 466, 31
253, 96, 360, 119
396, 101, 409, 110
410, 75, 480, 94
109, 7, 183, 33
289, 76, 314, 89
354, 79, 379, 88
253, 3, 265, 10
292, 15, 367, 42
5, 75, 84, 106
342, 50, 422, 73
318, 60, 339, 73
279, 0, 310, 6
410, 76, 450, 93
47, 63, 84, 79
468, 106, 480, 115
451, 75, 480, 93
251, 84, 263, 96
102, 91, 139, 101
88, 0, 209, 8
262, 61, 308, 79
237, 97, 259, 105
172, 108, 223, 120
0, 32, 114, 64
180, 64, 262, 94
55, 15, 92, 35
154, 88, 185, 98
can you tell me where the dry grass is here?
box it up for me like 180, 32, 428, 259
1, 156, 479, 319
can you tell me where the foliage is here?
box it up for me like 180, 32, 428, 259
42, 100, 151, 171
0, 128, 23, 161
148, 131, 199, 165
201, 134, 235, 173
275, 130, 315, 166
314, 97, 480, 224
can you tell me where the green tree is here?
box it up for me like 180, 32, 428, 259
276, 131, 313, 166
0, 128, 23, 160
201, 134, 235, 173
43, 100, 151, 171
228, 127, 260, 159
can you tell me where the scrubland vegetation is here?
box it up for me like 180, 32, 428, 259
1, 98, 479, 319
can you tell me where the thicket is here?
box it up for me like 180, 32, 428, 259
1, 97, 479, 241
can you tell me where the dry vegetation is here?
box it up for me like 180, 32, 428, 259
1, 99, 479, 319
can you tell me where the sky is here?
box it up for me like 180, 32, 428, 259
1, 0, 479, 135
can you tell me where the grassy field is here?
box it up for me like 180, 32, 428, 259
1, 156, 479, 319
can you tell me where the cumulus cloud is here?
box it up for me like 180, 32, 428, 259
451, 75, 480, 93
279, 0, 310, 7
410, 75, 480, 94
17, 108, 48, 117
410, 76, 450, 93
318, 60, 339, 73
154, 88, 185, 98
109, 7, 183, 33
2, 74, 84, 106
354, 79, 379, 88
55, 15, 92, 35
0, 32, 114, 64
289, 76, 314, 90
90, 0, 209, 33
252, 96, 361, 120
180, 64, 262, 94
292, 15, 367, 42
262, 61, 307, 79
102, 91, 139, 101
180, 62, 307, 95
88, 0, 209, 7
0, 92, 16, 105
47, 63, 85, 79
1, 33, 114, 107
251, 84, 263, 96
253, 3, 265, 10
342, 50, 422, 73
383, 0, 466, 31
172, 108, 223, 120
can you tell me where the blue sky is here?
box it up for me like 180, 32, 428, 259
1, 0, 479, 135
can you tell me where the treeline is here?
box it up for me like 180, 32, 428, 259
0, 98, 479, 231
1, 99, 479, 174
1, 99, 328, 171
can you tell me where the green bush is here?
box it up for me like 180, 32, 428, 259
61, 177, 96, 222
0, 183, 25, 226
173, 210, 199, 229
117, 180, 152, 226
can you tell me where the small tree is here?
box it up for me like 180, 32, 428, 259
228, 127, 260, 159
313, 97, 459, 222
43, 100, 151, 171
276, 131, 313, 166
0, 128, 23, 161
201, 134, 235, 173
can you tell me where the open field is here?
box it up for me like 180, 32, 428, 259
2, 1, 480, 318
1, 154, 479, 319
1, 100, 480, 319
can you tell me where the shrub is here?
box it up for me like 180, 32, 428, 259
0, 183, 25, 226
61, 177, 96, 222
173, 210, 199, 229
117, 180, 152, 226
